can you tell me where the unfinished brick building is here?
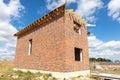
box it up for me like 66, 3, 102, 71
14, 4, 90, 78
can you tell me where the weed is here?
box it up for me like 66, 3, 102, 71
52, 77, 57, 80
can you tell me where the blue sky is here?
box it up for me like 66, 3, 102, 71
0, 0, 120, 61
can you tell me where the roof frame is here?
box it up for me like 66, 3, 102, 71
14, 3, 66, 36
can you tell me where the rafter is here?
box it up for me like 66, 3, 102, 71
14, 3, 66, 36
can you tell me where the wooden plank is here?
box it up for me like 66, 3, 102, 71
93, 74, 120, 80
14, 3, 66, 36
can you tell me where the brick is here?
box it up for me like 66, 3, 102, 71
14, 11, 89, 72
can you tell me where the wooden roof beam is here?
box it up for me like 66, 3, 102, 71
14, 3, 66, 36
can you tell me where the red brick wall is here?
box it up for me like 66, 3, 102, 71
64, 13, 89, 72
14, 12, 89, 72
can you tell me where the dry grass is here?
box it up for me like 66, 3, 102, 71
69, 75, 96, 80
0, 61, 95, 80
90, 62, 120, 75
1, 61, 119, 80
0, 61, 14, 74
0, 61, 57, 80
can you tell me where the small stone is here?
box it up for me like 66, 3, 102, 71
0, 73, 4, 77
36, 76, 43, 80
12, 74, 19, 79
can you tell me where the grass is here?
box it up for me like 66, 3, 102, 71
0, 61, 14, 74
0, 61, 95, 80
1, 61, 119, 80
90, 62, 120, 75
0, 70, 57, 80
0, 61, 57, 80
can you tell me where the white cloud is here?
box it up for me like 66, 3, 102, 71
46, 0, 103, 22
0, 0, 24, 60
46, 0, 76, 10
86, 23, 96, 27
108, 0, 120, 22
0, 0, 24, 22
75, 0, 103, 22
88, 35, 120, 61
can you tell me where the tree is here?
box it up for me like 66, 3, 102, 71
89, 57, 112, 62
89, 57, 96, 62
